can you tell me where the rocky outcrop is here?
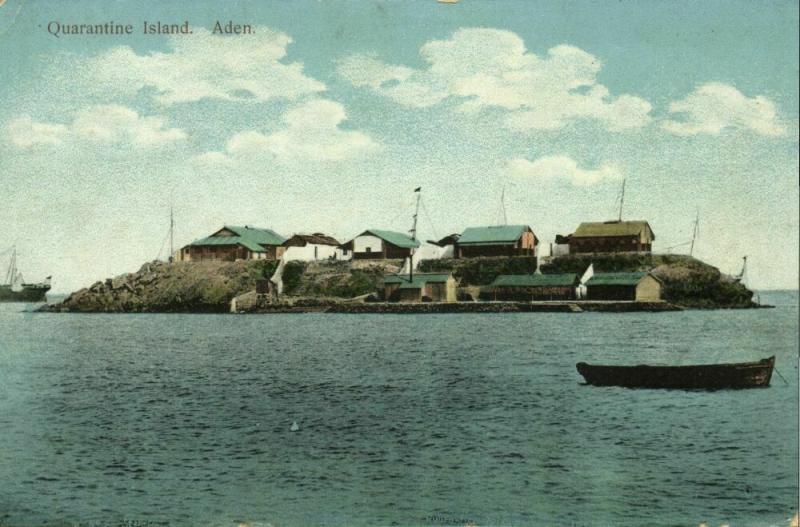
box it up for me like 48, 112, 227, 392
45, 260, 278, 313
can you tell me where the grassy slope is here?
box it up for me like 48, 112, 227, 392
281, 260, 400, 299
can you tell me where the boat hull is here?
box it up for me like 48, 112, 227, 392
0, 284, 51, 302
576, 356, 774, 390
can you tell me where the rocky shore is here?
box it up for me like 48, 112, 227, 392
42, 254, 759, 314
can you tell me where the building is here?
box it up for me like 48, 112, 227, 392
341, 229, 420, 260
282, 233, 346, 261
569, 221, 655, 254
427, 233, 460, 259
456, 225, 538, 258
181, 225, 286, 261
585, 272, 662, 301
383, 273, 457, 303
486, 274, 580, 301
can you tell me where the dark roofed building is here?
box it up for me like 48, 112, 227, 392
342, 229, 420, 260
456, 225, 538, 258
585, 272, 662, 301
428, 233, 460, 247
181, 225, 286, 262
283, 233, 340, 247
486, 273, 579, 301
282, 233, 342, 261
569, 220, 654, 254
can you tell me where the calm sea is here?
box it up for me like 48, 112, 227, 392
0, 291, 797, 527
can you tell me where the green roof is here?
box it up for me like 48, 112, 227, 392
586, 272, 651, 286
573, 221, 654, 240
490, 274, 579, 287
190, 225, 286, 252
360, 229, 421, 249
384, 273, 451, 288
458, 225, 533, 245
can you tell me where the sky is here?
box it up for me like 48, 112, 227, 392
0, 0, 797, 293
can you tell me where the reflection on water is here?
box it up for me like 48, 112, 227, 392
0, 291, 797, 526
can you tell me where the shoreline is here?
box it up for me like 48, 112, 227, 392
35, 300, 776, 315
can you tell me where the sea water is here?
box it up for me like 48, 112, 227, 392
0, 291, 797, 526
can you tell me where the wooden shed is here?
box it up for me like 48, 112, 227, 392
569, 220, 655, 254
342, 229, 420, 260
383, 273, 457, 303
456, 225, 538, 258
180, 226, 286, 262
486, 274, 580, 301
585, 272, 662, 301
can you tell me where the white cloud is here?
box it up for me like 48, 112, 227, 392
337, 28, 652, 131
663, 83, 786, 137
88, 28, 325, 105
508, 155, 622, 186
198, 99, 378, 164
6, 105, 186, 149
7, 116, 68, 148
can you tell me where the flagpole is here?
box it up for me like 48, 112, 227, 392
410, 187, 421, 282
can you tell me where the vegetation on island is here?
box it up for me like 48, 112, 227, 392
45, 252, 755, 313
538, 253, 754, 308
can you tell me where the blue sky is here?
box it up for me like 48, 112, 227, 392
1, 0, 797, 292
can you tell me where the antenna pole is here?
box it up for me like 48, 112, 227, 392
618, 178, 626, 221
689, 209, 699, 256
409, 188, 421, 282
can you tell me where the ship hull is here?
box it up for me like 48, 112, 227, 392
0, 284, 51, 302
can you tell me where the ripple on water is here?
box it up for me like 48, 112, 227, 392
0, 306, 797, 526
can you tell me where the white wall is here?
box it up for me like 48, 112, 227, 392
284, 244, 339, 262
353, 235, 383, 253
552, 243, 570, 256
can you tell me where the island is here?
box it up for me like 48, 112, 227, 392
42, 253, 759, 314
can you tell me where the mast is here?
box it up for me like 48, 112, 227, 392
617, 177, 626, 222
737, 256, 747, 284
5, 246, 17, 285
409, 187, 421, 282
169, 205, 175, 263
500, 185, 507, 225
689, 209, 700, 256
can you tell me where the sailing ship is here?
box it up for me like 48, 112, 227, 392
576, 356, 775, 390
0, 247, 51, 302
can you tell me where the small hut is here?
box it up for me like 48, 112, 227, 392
585, 272, 662, 301
383, 273, 457, 303
486, 274, 580, 301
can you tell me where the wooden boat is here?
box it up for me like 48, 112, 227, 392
576, 356, 775, 390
